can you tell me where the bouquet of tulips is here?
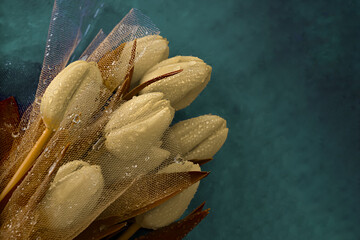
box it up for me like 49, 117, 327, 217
0, 1, 228, 239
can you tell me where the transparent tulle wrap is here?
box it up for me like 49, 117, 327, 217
0, 2, 195, 239
0, 0, 100, 198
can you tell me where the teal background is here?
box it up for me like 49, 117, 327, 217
1, 0, 360, 239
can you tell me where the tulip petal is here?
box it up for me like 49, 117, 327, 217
105, 92, 165, 133
105, 107, 173, 159
185, 127, 228, 160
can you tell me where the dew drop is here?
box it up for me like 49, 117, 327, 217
80, 55, 88, 61
72, 114, 81, 124
12, 131, 20, 138
43, 147, 50, 158
173, 154, 185, 164
188, 61, 197, 66
35, 97, 41, 105
92, 137, 105, 151
48, 162, 56, 174
29, 217, 37, 226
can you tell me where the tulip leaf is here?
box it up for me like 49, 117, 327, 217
102, 171, 209, 223
0, 97, 20, 161
188, 201, 206, 215
113, 39, 136, 100
74, 217, 127, 240
106, 39, 136, 111
188, 158, 213, 166
123, 69, 183, 101
0, 140, 71, 239
97, 42, 126, 88
76, 172, 208, 240
0, 115, 45, 211
135, 202, 210, 240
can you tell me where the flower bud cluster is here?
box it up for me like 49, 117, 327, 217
38, 34, 228, 232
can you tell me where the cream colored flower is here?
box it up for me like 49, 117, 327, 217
139, 56, 212, 110
165, 114, 228, 160
105, 92, 174, 159
39, 160, 104, 229
40, 60, 104, 130
102, 93, 174, 181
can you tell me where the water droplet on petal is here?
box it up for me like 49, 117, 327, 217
92, 137, 105, 151
12, 131, 20, 138
72, 114, 81, 124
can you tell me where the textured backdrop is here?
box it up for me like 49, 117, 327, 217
0, 0, 359, 239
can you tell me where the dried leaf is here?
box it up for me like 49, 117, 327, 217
114, 39, 136, 98
97, 43, 126, 86
135, 203, 210, 240
123, 69, 183, 101
188, 201, 206, 215
0, 140, 70, 239
188, 158, 213, 166
0, 97, 20, 161
0, 114, 44, 209
106, 40, 136, 111
77, 167, 208, 240
101, 171, 209, 223
74, 217, 127, 240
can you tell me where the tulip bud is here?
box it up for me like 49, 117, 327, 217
103, 93, 174, 180
135, 161, 201, 229
165, 115, 228, 160
105, 92, 172, 134
40, 60, 104, 130
139, 56, 212, 110
105, 93, 174, 157
103, 35, 169, 91
98, 144, 171, 215
39, 160, 104, 229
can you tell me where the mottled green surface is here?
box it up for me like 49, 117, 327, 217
1, 0, 359, 239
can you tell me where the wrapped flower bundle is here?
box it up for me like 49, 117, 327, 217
0, 1, 228, 239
